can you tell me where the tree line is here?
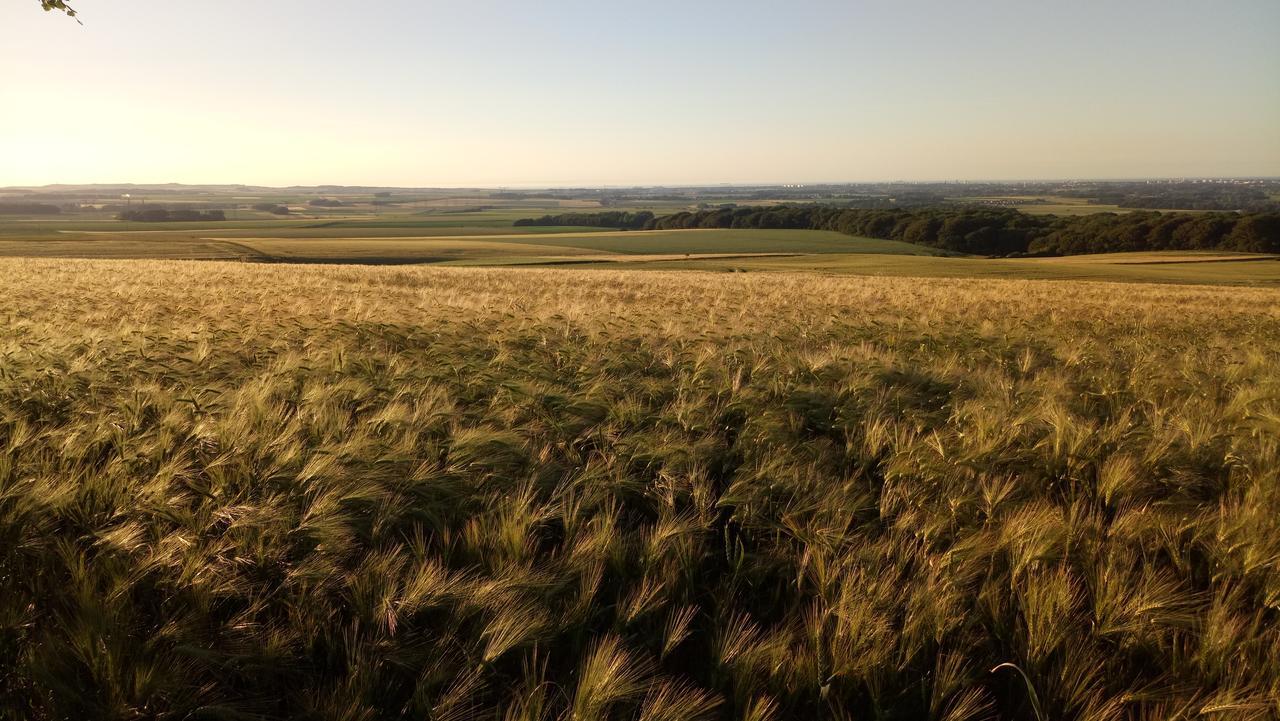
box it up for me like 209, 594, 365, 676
518, 206, 1280, 256
117, 208, 226, 222
1117, 194, 1279, 212
514, 210, 655, 230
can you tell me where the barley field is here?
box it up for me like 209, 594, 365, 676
1, 259, 1278, 720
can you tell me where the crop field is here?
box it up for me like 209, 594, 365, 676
0, 227, 939, 266
631, 251, 1280, 285
206, 229, 929, 261
7, 198, 1280, 284
1, 258, 1278, 719
0, 215, 608, 240
1, 231, 1277, 283
6, 208, 1280, 284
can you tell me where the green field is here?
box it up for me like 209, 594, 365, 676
0, 221, 942, 264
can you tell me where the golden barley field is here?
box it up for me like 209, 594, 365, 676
1, 258, 1278, 720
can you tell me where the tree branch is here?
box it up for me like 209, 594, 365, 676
40, 0, 78, 20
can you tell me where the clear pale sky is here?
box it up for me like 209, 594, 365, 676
2, 0, 1277, 187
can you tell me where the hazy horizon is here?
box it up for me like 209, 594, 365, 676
4, 0, 1278, 187
5, 175, 1280, 193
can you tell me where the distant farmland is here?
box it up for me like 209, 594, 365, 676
0, 228, 1276, 284
3, 191, 1277, 285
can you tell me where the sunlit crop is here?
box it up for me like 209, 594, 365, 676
1, 259, 1278, 720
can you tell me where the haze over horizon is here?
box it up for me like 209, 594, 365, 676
6, 175, 1280, 192
3, 0, 1278, 187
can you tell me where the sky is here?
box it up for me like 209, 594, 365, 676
2, 0, 1278, 187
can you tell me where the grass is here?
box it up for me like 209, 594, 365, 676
1, 258, 1278, 720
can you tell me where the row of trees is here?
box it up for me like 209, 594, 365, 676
117, 208, 226, 222
1117, 194, 1279, 212
519, 206, 1280, 256
514, 210, 655, 230
1027, 212, 1280, 255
